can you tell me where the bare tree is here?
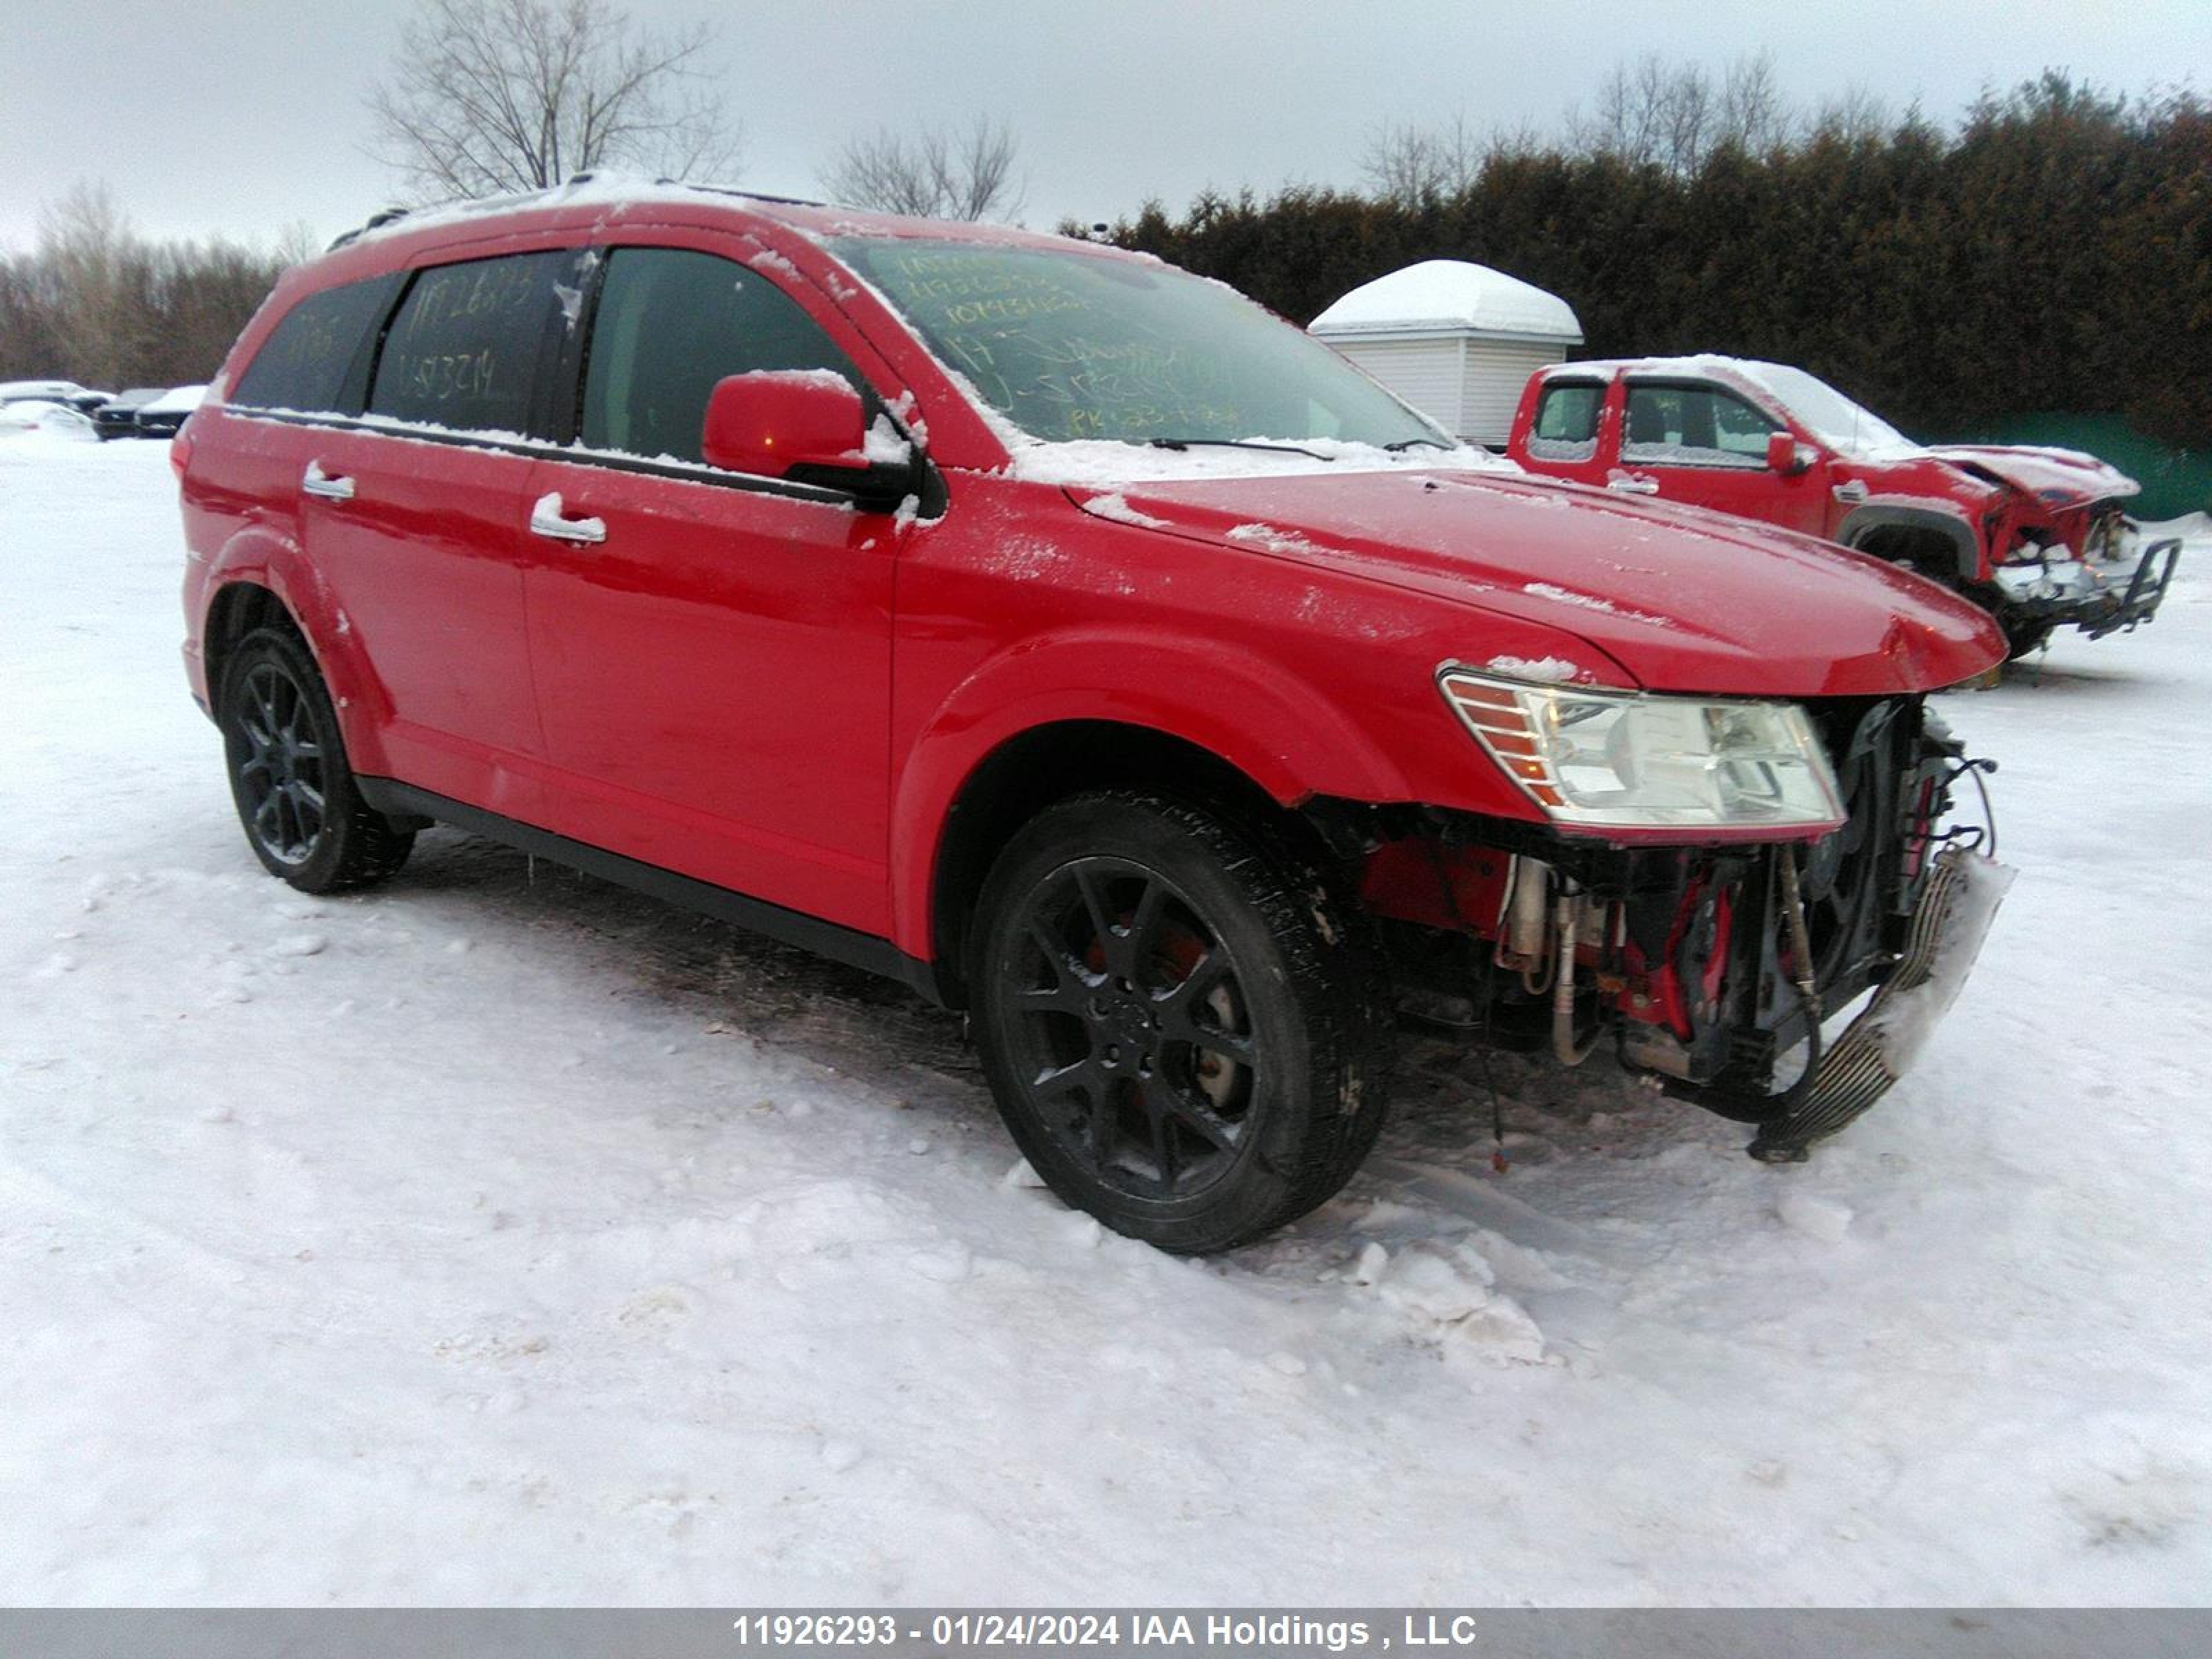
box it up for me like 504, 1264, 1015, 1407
1569, 51, 1792, 175
367, 0, 741, 203
823, 116, 1025, 222
1358, 113, 1483, 203
35, 182, 149, 389
0, 180, 300, 388
1810, 85, 1895, 145
1716, 51, 1794, 153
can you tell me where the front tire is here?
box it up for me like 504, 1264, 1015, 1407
216, 626, 415, 892
968, 791, 1391, 1253
2000, 617, 2054, 661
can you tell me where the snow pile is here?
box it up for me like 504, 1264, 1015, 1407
1079, 491, 1174, 530
1483, 655, 1586, 683
2, 443, 2210, 1604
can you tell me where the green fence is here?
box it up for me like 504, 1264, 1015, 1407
1918, 413, 2212, 522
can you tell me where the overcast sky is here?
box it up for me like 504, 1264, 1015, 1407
3, 0, 2204, 252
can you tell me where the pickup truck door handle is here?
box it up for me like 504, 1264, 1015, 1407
1833, 480, 1870, 504
301, 460, 355, 501
1606, 474, 1660, 496
529, 492, 608, 545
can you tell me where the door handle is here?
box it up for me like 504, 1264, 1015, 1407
1833, 480, 1870, 505
301, 460, 355, 501
1607, 474, 1660, 495
529, 492, 607, 545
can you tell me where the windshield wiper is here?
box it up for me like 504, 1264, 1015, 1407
1383, 435, 1454, 452
1143, 437, 1331, 460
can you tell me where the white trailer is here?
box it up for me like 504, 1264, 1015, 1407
1309, 260, 1583, 448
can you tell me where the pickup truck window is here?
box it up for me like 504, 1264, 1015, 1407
1623, 382, 1778, 469
830, 236, 1441, 450
1528, 380, 1603, 460
581, 247, 865, 465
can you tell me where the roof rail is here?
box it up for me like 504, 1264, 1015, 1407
666, 178, 830, 209
321, 174, 830, 254
326, 206, 413, 252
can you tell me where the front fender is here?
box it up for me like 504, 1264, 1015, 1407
886, 629, 1416, 960
1837, 498, 1987, 582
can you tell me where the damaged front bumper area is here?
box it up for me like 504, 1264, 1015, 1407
1363, 697, 2010, 1161
1994, 535, 2182, 640
1742, 847, 2011, 1161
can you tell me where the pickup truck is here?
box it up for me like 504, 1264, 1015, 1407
1505, 355, 2179, 658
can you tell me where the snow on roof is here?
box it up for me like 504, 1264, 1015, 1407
333, 169, 1089, 258
1545, 355, 1924, 460
143, 384, 208, 415
1309, 260, 1582, 343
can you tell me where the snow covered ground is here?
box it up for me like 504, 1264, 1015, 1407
3, 434, 2209, 1605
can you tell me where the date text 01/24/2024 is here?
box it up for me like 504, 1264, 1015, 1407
727, 1613, 1485, 1649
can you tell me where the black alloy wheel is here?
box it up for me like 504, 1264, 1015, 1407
217, 625, 415, 892
233, 659, 327, 866
970, 791, 1391, 1253
1004, 856, 1259, 1202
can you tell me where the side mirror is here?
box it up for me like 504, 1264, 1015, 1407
702, 370, 869, 479
1767, 430, 1813, 476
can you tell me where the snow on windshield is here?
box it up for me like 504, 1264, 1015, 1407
828, 236, 1474, 474
1729, 361, 1921, 458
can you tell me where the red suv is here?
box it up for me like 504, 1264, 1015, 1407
180, 182, 2009, 1250
1506, 356, 2180, 659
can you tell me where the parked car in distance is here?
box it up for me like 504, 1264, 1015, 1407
135, 384, 208, 440
0, 398, 99, 440
178, 180, 2011, 1251
95, 386, 170, 439
0, 379, 111, 415
1506, 356, 2180, 658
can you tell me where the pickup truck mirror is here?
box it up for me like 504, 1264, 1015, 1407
1766, 430, 1813, 476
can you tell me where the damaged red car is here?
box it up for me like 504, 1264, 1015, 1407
1506, 355, 2180, 659
180, 185, 2012, 1250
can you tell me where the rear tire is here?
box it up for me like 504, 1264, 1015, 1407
216, 626, 415, 892
968, 791, 1391, 1253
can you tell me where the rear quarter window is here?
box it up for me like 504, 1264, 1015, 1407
367, 250, 577, 435
229, 273, 401, 414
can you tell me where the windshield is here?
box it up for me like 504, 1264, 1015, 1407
1731, 362, 1918, 456
830, 236, 1445, 450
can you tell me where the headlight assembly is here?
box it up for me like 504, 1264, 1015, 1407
1438, 666, 1846, 835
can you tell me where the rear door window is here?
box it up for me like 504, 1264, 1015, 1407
579, 246, 866, 466
1622, 382, 1779, 468
1527, 380, 1604, 460
368, 250, 574, 436
229, 273, 401, 414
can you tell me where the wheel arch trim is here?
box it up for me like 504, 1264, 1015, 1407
888, 631, 1412, 970
1837, 500, 1985, 582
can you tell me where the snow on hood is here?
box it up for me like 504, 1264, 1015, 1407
1006, 434, 1515, 487
1921, 444, 2139, 507
1070, 467, 2003, 697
